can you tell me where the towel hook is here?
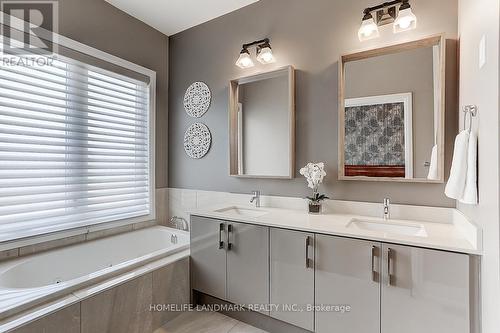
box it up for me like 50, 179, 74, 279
463, 105, 477, 131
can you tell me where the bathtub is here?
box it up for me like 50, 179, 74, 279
0, 226, 189, 320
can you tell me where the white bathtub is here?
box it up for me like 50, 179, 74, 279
0, 226, 189, 320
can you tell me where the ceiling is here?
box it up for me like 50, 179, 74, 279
105, 0, 260, 36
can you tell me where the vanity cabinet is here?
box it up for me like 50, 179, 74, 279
380, 244, 470, 333
192, 216, 472, 333
315, 235, 381, 333
190, 216, 227, 299
190, 216, 269, 309
226, 221, 269, 312
270, 228, 315, 331
315, 234, 470, 333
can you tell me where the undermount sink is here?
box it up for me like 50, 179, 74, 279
347, 218, 427, 237
214, 206, 269, 218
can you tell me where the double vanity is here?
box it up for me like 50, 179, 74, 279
187, 33, 477, 333
189, 197, 479, 333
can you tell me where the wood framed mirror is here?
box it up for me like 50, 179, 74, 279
338, 35, 445, 183
229, 66, 295, 179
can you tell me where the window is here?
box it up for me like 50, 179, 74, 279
0, 52, 154, 242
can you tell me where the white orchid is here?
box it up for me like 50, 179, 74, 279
299, 162, 328, 213
299, 162, 327, 191
300, 162, 329, 205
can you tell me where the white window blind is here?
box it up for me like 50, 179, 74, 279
0, 53, 153, 242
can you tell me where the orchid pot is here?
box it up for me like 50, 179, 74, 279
308, 203, 321, 214
307, 191, 328, 214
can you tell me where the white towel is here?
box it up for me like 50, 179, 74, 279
445, 130, 470, 199
459, 130, 478, 204
427, 145, 438, 180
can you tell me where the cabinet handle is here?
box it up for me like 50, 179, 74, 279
227, 224, 233, 250
218, 223, 224, 249
305, 236, 310, 269
371, 245, 378, 282
387, 247, 393, 286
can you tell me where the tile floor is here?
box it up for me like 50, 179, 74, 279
154, 310, 268, 333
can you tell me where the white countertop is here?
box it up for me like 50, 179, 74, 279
189, 203, 481, 255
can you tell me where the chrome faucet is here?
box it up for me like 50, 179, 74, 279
170, 216, 189, 231
383, 198, 390, 220
250, 190, 261, 208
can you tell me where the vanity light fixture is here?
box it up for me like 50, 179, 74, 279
256, 40, 276, 64
235, 48, 254, 69
393, 1, 417, 33
358, 0, 417, 41
358, 10, 380, 41
235, 38, 275, 69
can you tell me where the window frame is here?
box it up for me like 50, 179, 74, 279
0, 16, 156, 251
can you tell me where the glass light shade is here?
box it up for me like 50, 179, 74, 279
393, 8, 417, 33
235, 51, 254, 69
358, 17, 380, 41
256, 46, 276, 64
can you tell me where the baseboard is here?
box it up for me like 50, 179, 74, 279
193, 290, 312, 333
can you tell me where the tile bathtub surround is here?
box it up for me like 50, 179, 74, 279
0, 220, 152, 263
133, 220, 160, 231
85, 224, 134, 242
156, 187, 170, 226
6, 257, 190, 333
0, 249, 19, 262
0, 188, 169, 262
81, 274, 153, 333
168, 188, 197, 228
80, 257, 190, 333
18, 235, 87, 257
10, 303, 81, 333
152, 259, 191, 328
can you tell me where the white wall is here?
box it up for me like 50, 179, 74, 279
457, 1, 500, 332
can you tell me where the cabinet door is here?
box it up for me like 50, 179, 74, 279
270, 228, 314, 331
226, 222, 269, 314
315, 235, 381, 333
190, 216, 226, 299
381, 244, 469, 333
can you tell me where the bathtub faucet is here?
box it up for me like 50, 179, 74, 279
170, 216, 189, 231
171, 234, 178, 244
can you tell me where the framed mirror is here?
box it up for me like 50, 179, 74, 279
229, 66, 295, 178
338, 35, 445, 183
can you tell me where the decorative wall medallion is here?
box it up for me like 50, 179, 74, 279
184, 123, 211, 159
183, 81, 211, 118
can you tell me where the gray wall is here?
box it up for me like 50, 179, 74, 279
168, 0, 458, 206
457, 0, 500, 331
58, 0, 169, 188
345, 46, 435, 178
